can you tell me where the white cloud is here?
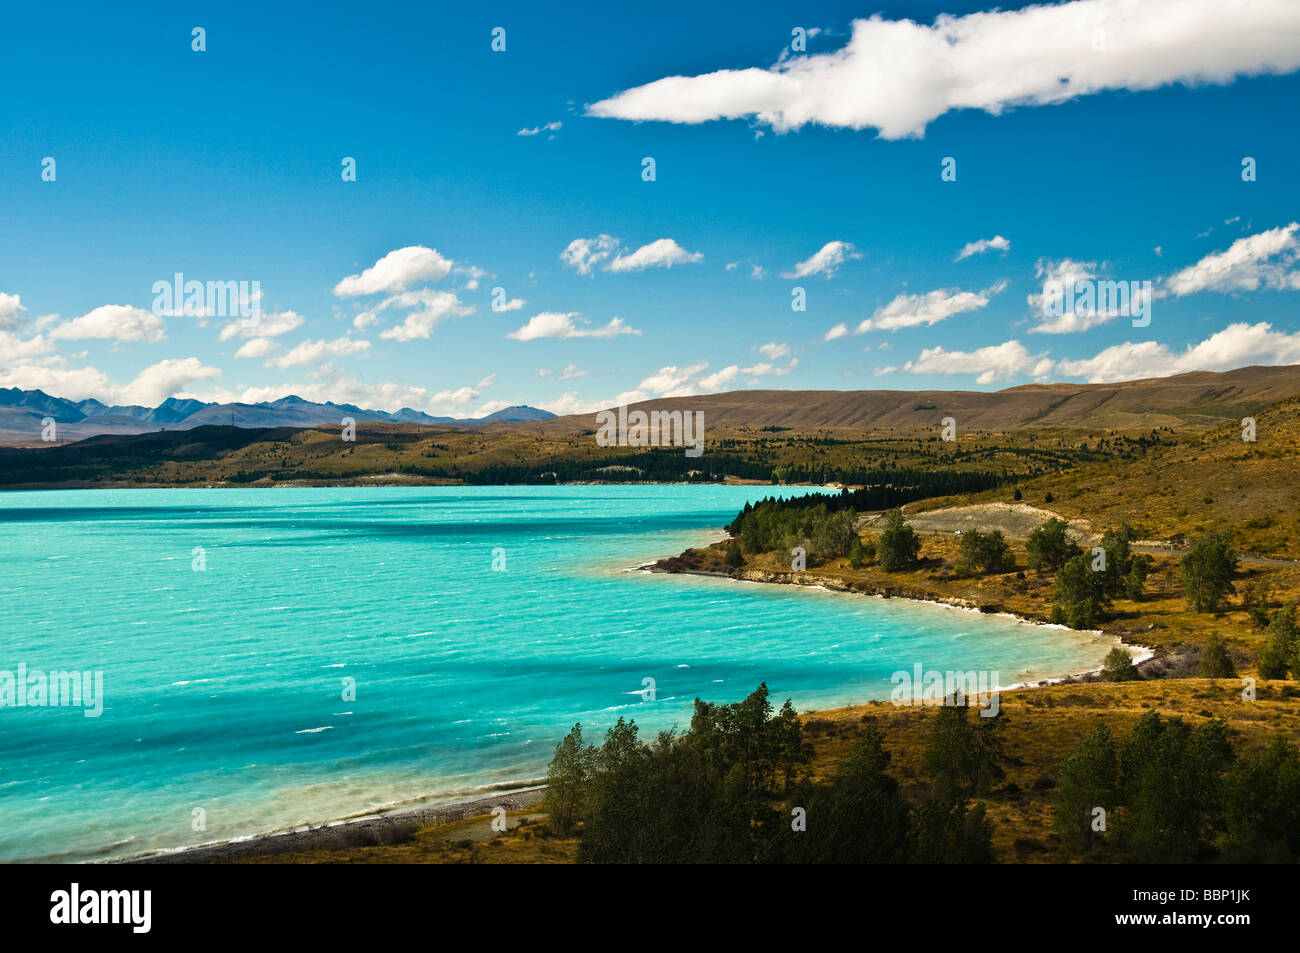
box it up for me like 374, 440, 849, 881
784, 241, 861, 278
507, 312, 640, 340
430, 385, 480, 405
494, 297, 526, 312
823, 322, 849, 341
234, 337, 275, 359
560, 235, 620, 275
376, 290, 474, 341
560, 364, 587, 379
517, 120, 562, 136
759, 341, 790, 359
607, 238, 703, 273
116, 358, 222, 406
699, 365, 740, 390
751, 264, 766, 280
218, 310, 304, 341
0, 330, 53, 361
587, 0, 1300, 139
902, 339, 1047, 385
742, 358, 798, 381
638, 362, 710, 396
954, 235, 1010, 261
2, 356, 222, 406
51, 305, 165, 343
0, 292, 26, 330
1057, 321, 1300, 383
267, 337, 371, 368
332, 246, 454, 297
858, 282, 1002, 332
1163, 222, 1300, 296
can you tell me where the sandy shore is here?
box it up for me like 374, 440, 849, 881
133, 785, 545, 864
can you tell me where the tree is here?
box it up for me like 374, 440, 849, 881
543, 723, 594, 835
1026, 518, 1080, 572
1180, 532, 1238, 613
877, 508, 921, 572
1053, 723, 1118, 851
1222, 737, 1300, 861
910, 794, 995, 864
1099, 646, 1139, 682
788, 725, 911, 863
1115, 712, 1233, 861
922, 697, 1007, 801
1197, 634, 1237, 679
1053, 554, 1109, 628
955, 529, 1016, 576
723, 538, 744, 568
1125, 553, 1154, 600
1257, 602, 1296, 679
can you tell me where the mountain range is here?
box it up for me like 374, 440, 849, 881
0, 388, 554, 443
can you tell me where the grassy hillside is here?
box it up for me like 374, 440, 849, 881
912, 394, 1300, 559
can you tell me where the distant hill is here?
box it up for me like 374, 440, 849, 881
0, 387, 554, 443
522, 365, 1300, 435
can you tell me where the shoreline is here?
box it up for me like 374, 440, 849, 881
129, 783, 546, 865
119, 533, 1147, 865
646, 560, 1156, 669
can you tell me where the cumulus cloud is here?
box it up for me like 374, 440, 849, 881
1057, 321, 1300, 382
332, 246, 454, 297
858, 282, 1004, 333
560, 235, 620, 275
823, 323, 849, 341
784, 241, 861, 278
902, 339, 1050, 385
954, 235, 1010, 261
0, 292, 26, 330
0, 330, 54, 361
51, 305, 166, 343
234, 337, 275, 359
267, 337, 371, 368
587, 0, 1300, 139
506, 312, 640, 340
607, 238, 703, 272
759, 341, 790, 359
1, 356, 222, 406
699, 365, 740, 391
561, 235, 702, 274
218, 310, 304, 341
1163, 222, 1300, 296
376, 290, 474, 341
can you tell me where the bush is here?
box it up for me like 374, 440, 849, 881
955, 529, 1016, 576
1197, 634, 1237, 679
877, 508, 921, 572
1100, 647, 1140, 682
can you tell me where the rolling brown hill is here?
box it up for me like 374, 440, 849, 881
518, 364, 1300, 435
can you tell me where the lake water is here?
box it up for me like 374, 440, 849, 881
0, 485, 1116, 862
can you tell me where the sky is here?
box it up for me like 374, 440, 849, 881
2, 0, 1299, 418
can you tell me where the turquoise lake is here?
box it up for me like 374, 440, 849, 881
0, 485, 1119, 862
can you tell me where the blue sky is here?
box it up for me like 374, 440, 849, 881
2, 0, 1299, 416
